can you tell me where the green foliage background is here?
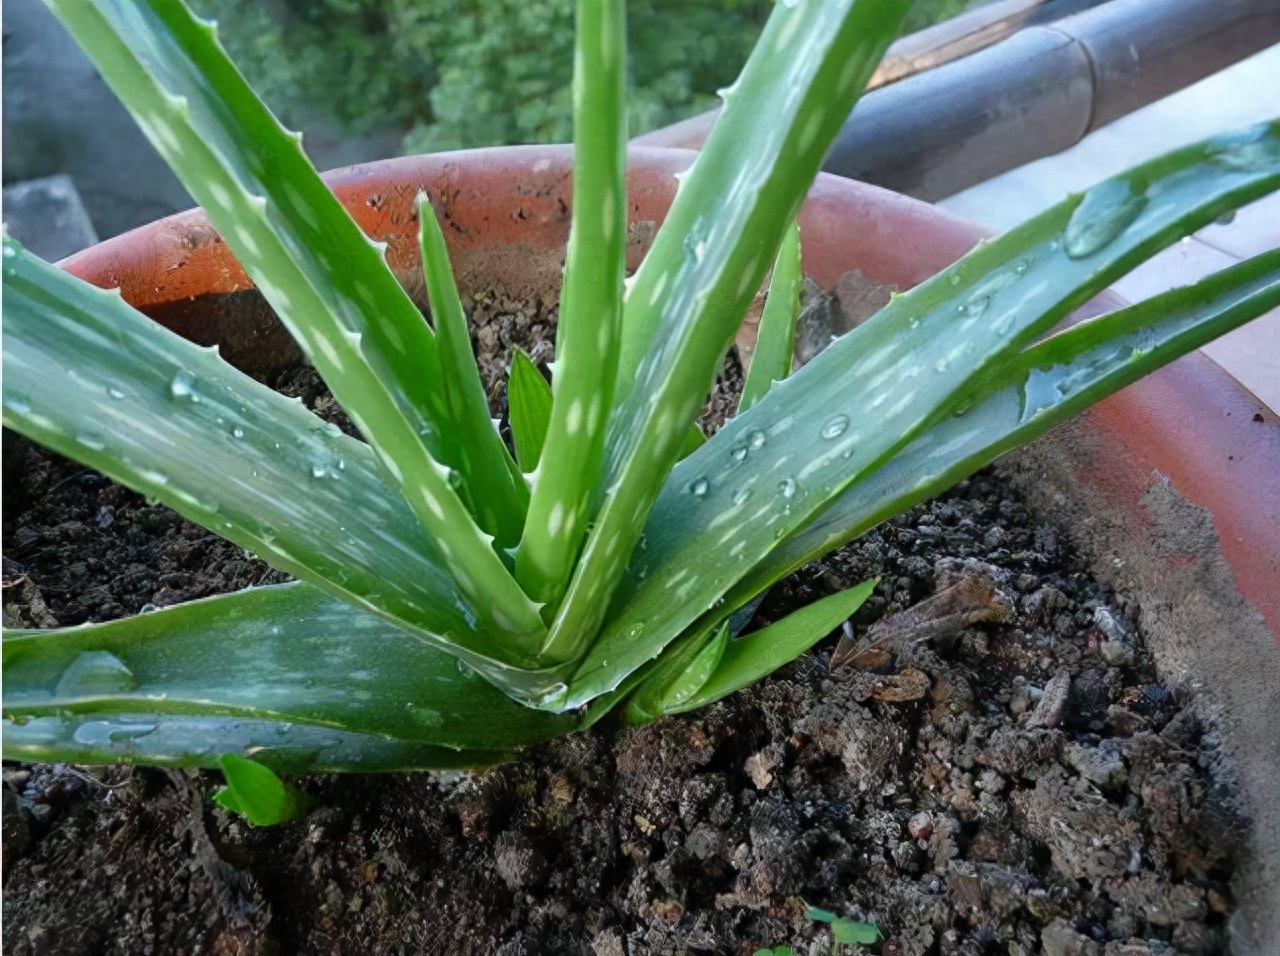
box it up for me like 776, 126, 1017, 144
191, 0, 972, 153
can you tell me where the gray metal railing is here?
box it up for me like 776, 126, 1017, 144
635, 0, 1280, 202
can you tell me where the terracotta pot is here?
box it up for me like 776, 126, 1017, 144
58, 145, 1280, 947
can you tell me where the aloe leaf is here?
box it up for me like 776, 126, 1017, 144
517, 0, 628, 619
560, 122, 1280, 709
213, 754, 315, 825
726, 248, 1280, 606
3, 714, 513, 774
659, 625, 732, 711
417, 193, 528, 544
1, 239, 478, 646
580, 607, 743, 730
41, 0, 544, 646
623, 621, 729, 725
3, 243, 564, 693
666, 580, 876, 715
739, 220, 802, 412
679, 423, 708, 459
546, 0, 912, 666
508, 349, 554, 472
2, 582, 579, 753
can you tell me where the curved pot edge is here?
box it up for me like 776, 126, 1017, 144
996, 412, 1280, 954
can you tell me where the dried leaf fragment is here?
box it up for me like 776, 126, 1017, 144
868, 667, 933, 703
832, 569, 1014, 669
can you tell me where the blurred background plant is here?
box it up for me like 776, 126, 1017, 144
188, 0, 970, 154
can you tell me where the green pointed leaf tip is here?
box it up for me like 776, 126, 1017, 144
739, 219, 802, 412
679, 422, 708, 459
416, 191, 528, 545
508, 350, 554, 472
668, 580, 876, 714
515, 0, 627, 620
213, 753, 315, 826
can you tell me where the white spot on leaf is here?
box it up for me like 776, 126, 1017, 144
548, 502, 566, 537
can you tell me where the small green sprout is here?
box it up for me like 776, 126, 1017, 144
212, 754, 315, 826
753, 906, 880, 956
806, 907, 881, 948
3, 0, 1279, 796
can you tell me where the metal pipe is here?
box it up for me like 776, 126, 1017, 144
632, 0, 1106, 151
822, 0, 1280, 200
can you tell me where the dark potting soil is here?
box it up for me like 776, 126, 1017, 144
2, 284, 1246, 956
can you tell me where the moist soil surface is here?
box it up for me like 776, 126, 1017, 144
2, 285, 1247, 956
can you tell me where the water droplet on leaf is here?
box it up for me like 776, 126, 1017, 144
169, 370, 198, 401
533, 682, 569, 710
55, 651, 137, 697
107, 721, 158, 742
76, 431, 106, 451
1063, 179, 1147, 259
777, 478, 796, 499
1209, 130, 1280, 172
820, 414, 849, 439
689, 477, 710, 497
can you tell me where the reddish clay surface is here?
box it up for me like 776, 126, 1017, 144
58, 145, 1279, 646
1086, 353, 1280, 636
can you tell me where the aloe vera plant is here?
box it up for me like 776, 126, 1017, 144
4, 0, 1279, 792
